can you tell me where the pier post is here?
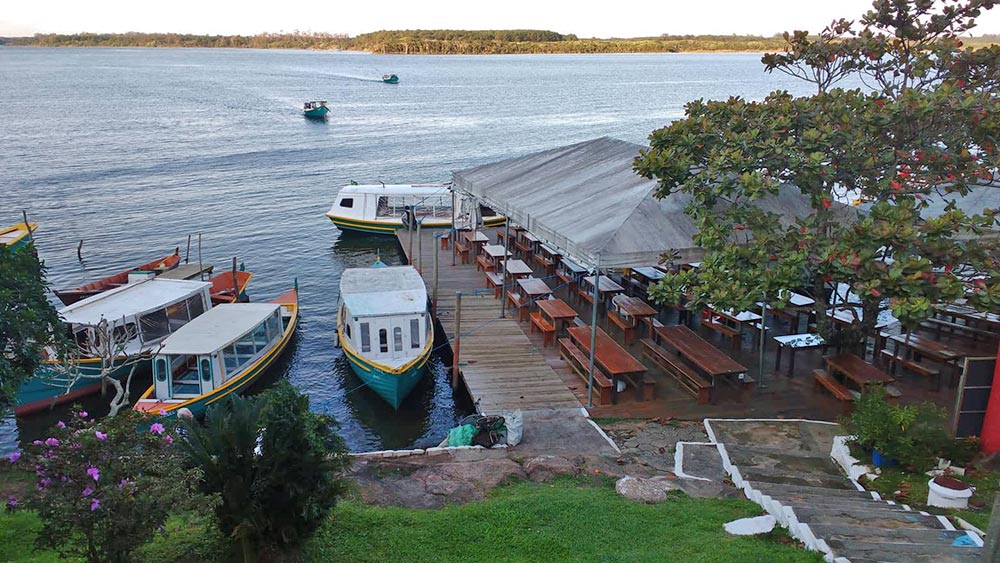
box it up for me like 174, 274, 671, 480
453, 292, 462, 390
587, 259, 601, 408
232, 257, 239, 300
417, 218, 423, 273
197, 234, 204, 281
500, 208, 510, 318
185, 235, 191, 264
433, 235, 439, 313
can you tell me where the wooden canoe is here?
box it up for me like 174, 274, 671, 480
209, 269, 253, 304
54, 249, 181, 306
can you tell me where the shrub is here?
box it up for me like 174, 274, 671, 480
181, 382, 350, 560
843, 389, 952, 470
6, 409, 199, 563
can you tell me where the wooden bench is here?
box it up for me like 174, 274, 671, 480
514, 240, 532, 260
530, 312, 556, 347
485, 271, 504, 298
813, 369, 855, 403
922, 317, 997, 342
454, 241, 470, 264
439, 231, 450, 250
700, 320, 741, 354
640, 339, 712, 404
476, 254, 494, 272
558, 338, 613, 405
879, 349, 942, 389
506, 292, 530, 322
608, 310, 637, 344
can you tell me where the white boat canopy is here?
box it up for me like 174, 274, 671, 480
452, 136, 854, 269
59, 279, 211, 325
157, 303, 280, 355
340, 266, 428, 317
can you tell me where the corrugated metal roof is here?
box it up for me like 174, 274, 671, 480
59, 279, 211, 325
157, 303, 280, 355
453, 136, 854, 269
340, 266, 428, 317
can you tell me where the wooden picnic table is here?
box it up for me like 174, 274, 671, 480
582, 275, 625, 295
611, 295, 658, 342
773, 333, 826, 376
517, 277, 552, 300
935, 304, 1000, 331
568, 325, 648, 403
825, 353, 893, 390
483, 244, 511, 262
557, 258, 587, 294
502, 259, 533, 279
654, 325, 748, 386
537, 298, 578, 336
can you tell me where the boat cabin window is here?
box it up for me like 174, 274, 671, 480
111, 322, 138, 344
410, 318, 420, 349
139, 309, 170, 342
139, 294, 207, 343
200, 358, 212, 382
266, 314, 282, 341
344, 322, 351, 339
379, 329, 388, 353
393, 327, 403, 352
339, 198, 354, 208
218, 313, 279, 380
360, 322, 371, 353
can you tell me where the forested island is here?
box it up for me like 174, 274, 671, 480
0, 29, 804, 54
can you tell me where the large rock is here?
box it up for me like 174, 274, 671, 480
724, 515, 776, 536
523, 456, 578, 482
615, 475, 680, 503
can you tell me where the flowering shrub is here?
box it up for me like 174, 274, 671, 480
6, 409, 201, 563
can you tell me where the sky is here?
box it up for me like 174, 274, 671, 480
3, 0, 1000, 38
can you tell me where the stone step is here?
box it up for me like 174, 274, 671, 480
781, 498, 913, 514
721, 443, 835, 460
751, 481, 876, 501
739, 468, 858, 490
792, 507, 948, 530
832, 540, 981, 563
808, 524, 976, 547
723, 445, 848, 473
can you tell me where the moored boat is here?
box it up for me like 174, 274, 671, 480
325, 183, 505, 235
208, 269, 253, 304
15, 278, 213, 417
0, 222, 37, 251
382, 74, 399, 84
337, 265, 433, 409
303, 100, 329, 118
133, 286, 299, 417
54, 249, 182, 306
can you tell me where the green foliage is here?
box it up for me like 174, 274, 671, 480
181, 381, 350, 559
0, 243, 64, 416
7, 410, 198, 563
305, 479, 822, 562
636, 0, 1000, 347
843, 389, 952, 470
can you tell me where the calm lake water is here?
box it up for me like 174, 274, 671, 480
1, 47, 818, 453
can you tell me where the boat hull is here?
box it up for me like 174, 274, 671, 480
382, 77, 399, 84
15, 358, 148, 417
304, 107, 329, 118
1, 223, 37, 252
54, 250, 181, 306
342, 344, 429, 409
327, 214, 506, 235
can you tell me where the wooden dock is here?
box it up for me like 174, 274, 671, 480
396, 229, 582, 414
158, 263, 214, 280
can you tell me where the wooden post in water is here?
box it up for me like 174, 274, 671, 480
185, 235, 192, 264
453, 292, 462, 390
984, 493, 1000, 561
21, 210, 33, 240
197, 234, 204, 281
77, 239, 84, 261
231, 257, 238, 301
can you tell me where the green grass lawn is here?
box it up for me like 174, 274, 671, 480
0, 479, 821, 562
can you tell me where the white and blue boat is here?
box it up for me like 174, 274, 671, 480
337, 264, 433, 409
15, 277, 213, 416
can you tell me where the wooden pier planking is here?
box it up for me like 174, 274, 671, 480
395, 229, 582, 414
158, 263, 215, 280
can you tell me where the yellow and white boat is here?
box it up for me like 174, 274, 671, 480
325, 184, 504, 235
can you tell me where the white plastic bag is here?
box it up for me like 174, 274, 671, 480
504, 409, 523, 447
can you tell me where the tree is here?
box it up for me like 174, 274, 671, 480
0, 243, 64, 415
634, 0, 1000, 349
7, 410, 199, 563
47, 318, 154, 416
181, 382, 350, 561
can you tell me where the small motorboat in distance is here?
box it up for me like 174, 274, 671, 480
133, 285, 299, 417
382, 74, 399, 84
303, 100, 329, 118
54, 249, 182, 306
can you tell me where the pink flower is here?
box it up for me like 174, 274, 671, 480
32, 440, 42, 446
163, 434, 174, 445
82, 486, 93, 497
44, 438, 60, 447
7, 496, 16, 509
78, 411, 88, 418
149, 423, 165, 436
56, 421, 66, 429
86, 466, 100, 482
95, 431, 107, 441
90, 498, 100, 512
158, 409, 167, 416
7, 452, 20, 463
37, 478, 51, 491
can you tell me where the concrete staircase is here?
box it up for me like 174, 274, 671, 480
704, 420, 983, 563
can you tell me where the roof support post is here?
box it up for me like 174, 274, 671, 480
587, 256, 601, 408
500, 205, 510, 319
